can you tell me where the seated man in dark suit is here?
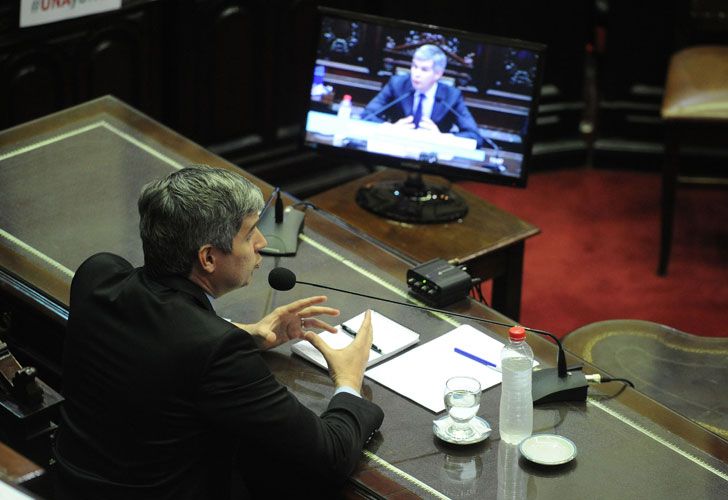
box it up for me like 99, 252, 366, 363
362, 43, 483, 147
54, 165, 384, 499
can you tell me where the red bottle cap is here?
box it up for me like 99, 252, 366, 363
343, 94, 352, 101
509, 326, 526, 341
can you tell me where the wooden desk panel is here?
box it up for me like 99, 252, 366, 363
309, 169, 539, 320
1, 96, 727, 499
0, 440, 43, 485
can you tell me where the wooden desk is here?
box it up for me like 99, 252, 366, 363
0, 440, 43, 486
2, 97, 728, 499
309, 169, 540, 320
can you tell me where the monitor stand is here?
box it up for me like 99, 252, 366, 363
355, 172, 468, 223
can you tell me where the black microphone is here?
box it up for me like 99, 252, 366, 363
360, 89, 415, 121
434, 96, 499, 157
268, 267, 587, 404
258, 188, 304, 256
435, 95, 466, 121
274, 187, 283, 224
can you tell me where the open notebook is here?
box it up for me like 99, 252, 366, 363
291, 310, 420, 369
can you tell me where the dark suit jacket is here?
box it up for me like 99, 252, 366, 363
54, 253, 384, 499
362, 74, 483, 147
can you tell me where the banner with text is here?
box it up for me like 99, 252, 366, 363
20, 0, 122, 28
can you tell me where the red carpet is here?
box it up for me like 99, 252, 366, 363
459, 168, 728, 338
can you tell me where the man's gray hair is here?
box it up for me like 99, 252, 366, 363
138, 165, 264, 277
413, 44, 447, 73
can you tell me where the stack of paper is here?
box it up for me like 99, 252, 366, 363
291, 310, 420, 369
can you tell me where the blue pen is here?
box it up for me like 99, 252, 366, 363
454, 347, 500, 371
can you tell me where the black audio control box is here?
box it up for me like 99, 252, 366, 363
406, 258, 471, 307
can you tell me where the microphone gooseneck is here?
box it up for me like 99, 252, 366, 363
273, 187, 283, 224
435, 96, 493, 153
360, 89, 415, 121
268, 267, 567, 378
435, 95, 465, 121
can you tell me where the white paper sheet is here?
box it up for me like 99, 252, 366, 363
365, 324, 507, 413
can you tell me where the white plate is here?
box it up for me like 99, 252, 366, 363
519, 434, 577, 465
433, 415, 492, 445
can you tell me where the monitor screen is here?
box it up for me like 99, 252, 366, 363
301, 8, 545, 223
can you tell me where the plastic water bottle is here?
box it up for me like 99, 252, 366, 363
498, 325, 534, 444
337, 94, 352, 120
497, 441, 525, 500
333, 94, 352, 146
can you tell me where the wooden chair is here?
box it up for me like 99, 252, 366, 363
659, 45, 728, 275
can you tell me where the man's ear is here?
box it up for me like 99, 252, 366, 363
197, 244, 216, 273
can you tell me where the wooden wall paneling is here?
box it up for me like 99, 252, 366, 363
172, 0, 267, 151
0, 48, 70, 130
209, 3, 260, 142
0, 1, 165, 132
75, 6, 165, 120
269, 0, 317, 139
592, 0, 679, 169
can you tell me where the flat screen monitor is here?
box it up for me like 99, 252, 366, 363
301, 7, 546, 223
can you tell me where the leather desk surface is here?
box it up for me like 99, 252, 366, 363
1, 96, 727, 499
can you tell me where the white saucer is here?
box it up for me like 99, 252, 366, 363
518, 434, 577, 465
433, 415, 492, 445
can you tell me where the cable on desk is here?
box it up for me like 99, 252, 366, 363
468, 277, 489, 306
292, 201, 318, 211
585, 373, 635, 388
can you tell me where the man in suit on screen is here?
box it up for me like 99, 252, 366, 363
362, 43, 483, 147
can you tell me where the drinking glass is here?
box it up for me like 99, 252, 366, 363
444, 376, 481, 439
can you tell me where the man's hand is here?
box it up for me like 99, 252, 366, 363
236, 296, 339, 350
304, 310, 373, 393
415, 117, 441, 132
392, 116, 441, 134
393, 116, 415, 128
